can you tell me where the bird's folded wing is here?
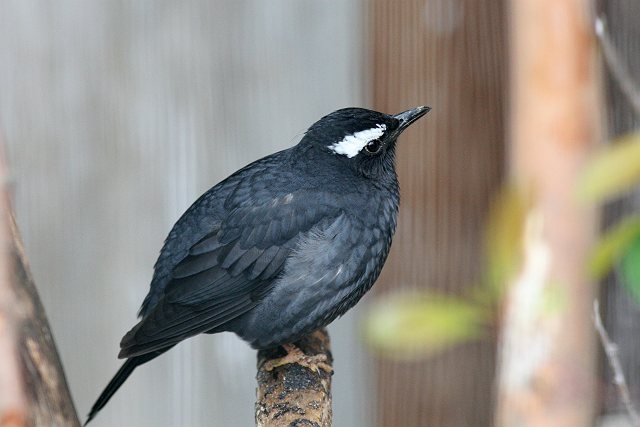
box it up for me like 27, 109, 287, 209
118, 195, 342, 358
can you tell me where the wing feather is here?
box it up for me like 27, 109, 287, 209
120, 187, 342, 358
120, 297, 256, 357
189, 233, 225, 256
172, 251, 219, 278
229, 247, 265, 276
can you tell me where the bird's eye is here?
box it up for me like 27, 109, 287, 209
364, 139, 382, 155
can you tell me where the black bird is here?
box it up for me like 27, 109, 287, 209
86, 105, 430, 424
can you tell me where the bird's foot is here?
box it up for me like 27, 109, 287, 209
263, 343, 333, 373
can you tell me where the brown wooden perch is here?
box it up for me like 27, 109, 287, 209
0, 144, 80, 427
255, 328, 333, 427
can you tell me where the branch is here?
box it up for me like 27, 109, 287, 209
255, 328, 333, 427
593, 300, 640, 427
595, 16, 640, 118
0, 139, 80, 427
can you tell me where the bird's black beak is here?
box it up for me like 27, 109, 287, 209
393, 106, 431, 135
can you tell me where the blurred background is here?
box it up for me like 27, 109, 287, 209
1, 1, 639, 427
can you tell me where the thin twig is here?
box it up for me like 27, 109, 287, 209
593, 299, 640, 426
595, 16, 640, 118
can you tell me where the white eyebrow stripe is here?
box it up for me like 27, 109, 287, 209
327, 124, 386, 158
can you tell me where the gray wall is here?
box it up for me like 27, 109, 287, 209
0, 2, 371, 426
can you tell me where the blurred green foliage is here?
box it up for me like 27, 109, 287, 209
365, 293, 488, 359
484, 186, 528, 298
365, 131, 640, 360
621, 236, 640, 305
579, 132, 640, 203
589, 216, 640, 280
585, 131, 640, 304
365, 186, 528, 358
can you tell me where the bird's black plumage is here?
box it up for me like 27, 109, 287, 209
86, 106, 430, 423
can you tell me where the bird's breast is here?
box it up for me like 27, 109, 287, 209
230, 188, 399, 349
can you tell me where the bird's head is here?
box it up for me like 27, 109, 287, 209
301, 106, 430, 178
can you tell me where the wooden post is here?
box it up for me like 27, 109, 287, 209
255, 329, 332, 427
0, 140, 80, 427
495, 0, 602, 425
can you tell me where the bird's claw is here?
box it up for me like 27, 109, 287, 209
263, 343, 333, 374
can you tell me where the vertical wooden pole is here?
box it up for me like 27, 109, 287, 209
0, 142, 29, 427
371, 0, 507, 425
0, 140, 80, 427
495, 0, 601, 425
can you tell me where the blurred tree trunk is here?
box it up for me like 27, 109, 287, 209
495, 0, 601, 426
599, 0, 640, 419
370, 0, 506, 425
0, 142, 80, 427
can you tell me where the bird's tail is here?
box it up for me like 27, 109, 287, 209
85, 348, 168, 425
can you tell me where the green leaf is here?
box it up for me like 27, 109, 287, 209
579, 132, 640, 203
484, 186, 528, 297
364, 293, 487, 360
621, 236, 640, 306
589, 216, 640, 279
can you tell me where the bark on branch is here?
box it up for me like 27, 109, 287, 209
255, 328, 333, 427
0, 142, 80, 427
